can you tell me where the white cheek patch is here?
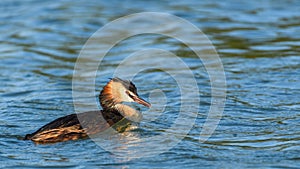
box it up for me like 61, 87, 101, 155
110, 81, 138, 103
123, 93, 133, 102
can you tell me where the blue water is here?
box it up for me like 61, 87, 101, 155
1, 0, 300, 168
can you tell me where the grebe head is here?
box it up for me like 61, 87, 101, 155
99, 78, 151, 110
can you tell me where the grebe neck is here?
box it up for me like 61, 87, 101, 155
99, 91, 142, 122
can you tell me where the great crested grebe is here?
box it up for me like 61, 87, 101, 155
24, 78, 151, 144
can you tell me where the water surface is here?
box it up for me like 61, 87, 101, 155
1, 0, 300, 168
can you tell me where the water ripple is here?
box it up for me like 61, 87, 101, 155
1, 0, 300, 168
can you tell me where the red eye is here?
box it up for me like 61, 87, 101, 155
126, 91, 134, 99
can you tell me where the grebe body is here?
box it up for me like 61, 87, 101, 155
24, 78, 150, 144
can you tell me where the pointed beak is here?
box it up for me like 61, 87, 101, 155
133, 96, 151, 108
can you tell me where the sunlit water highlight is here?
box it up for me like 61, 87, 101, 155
1, 0, 299, 168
